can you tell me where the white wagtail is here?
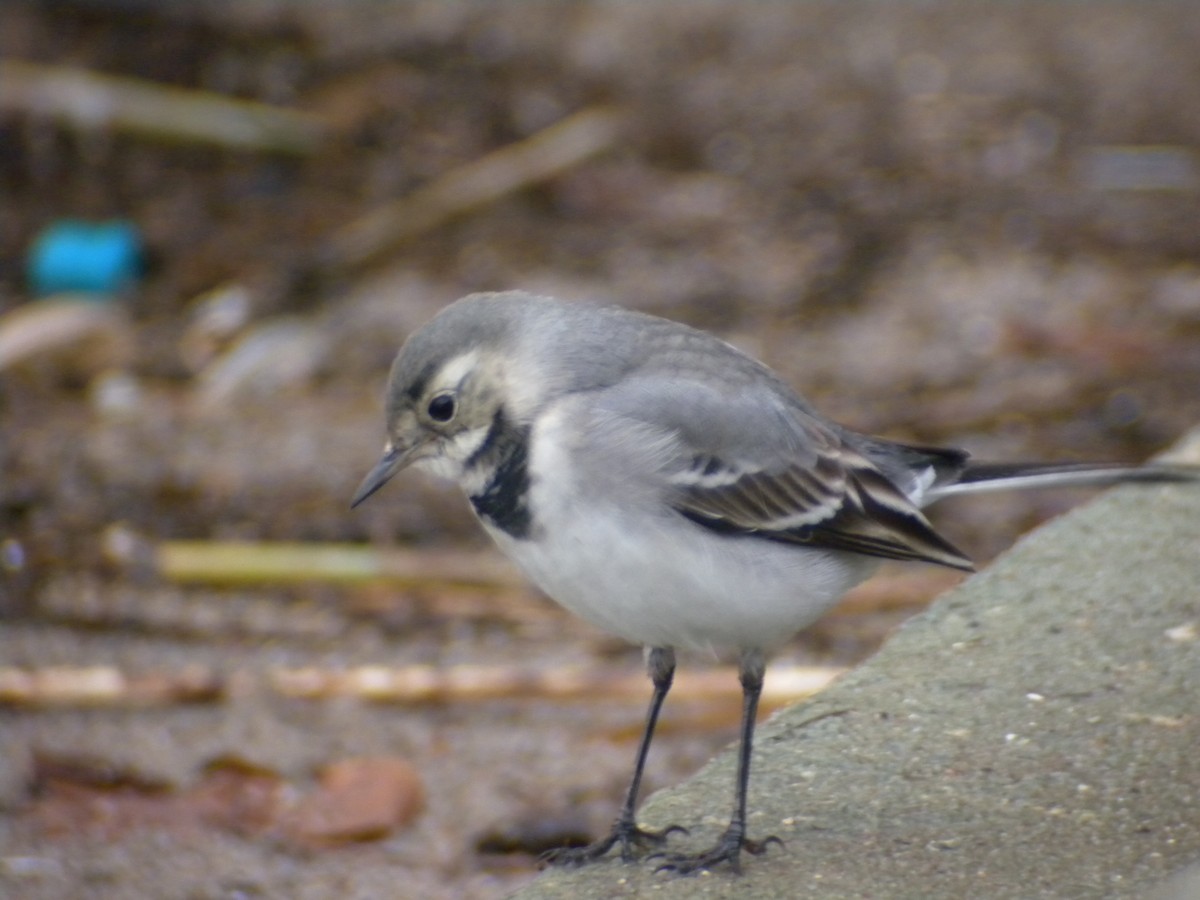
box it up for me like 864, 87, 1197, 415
352, 290, 1198, 874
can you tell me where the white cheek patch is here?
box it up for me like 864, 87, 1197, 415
450, 424, 490, 463
418, 425, 491, 483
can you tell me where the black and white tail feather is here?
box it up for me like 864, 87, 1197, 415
672, 431, 1199, 575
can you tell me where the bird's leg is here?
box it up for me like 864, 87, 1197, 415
541, 646, 686, 866
656, 647, 782, 875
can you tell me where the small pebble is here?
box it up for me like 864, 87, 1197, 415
287, 756, 425, 845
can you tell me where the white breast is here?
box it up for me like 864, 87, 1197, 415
482, 404, 877, 653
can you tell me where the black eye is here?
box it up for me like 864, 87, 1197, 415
427, 393, 456, 422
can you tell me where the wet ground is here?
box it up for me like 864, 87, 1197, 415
2, 3, 1200, 898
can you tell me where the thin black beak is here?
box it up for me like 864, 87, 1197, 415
351, 444, 407, 508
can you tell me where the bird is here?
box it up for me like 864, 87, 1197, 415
352, 290, 1198, 875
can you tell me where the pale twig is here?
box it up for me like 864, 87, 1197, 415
324, 106, 625, 269
116, 535, 950, 617
0, 663, 841, 710
0, 60, 326, 154
103, 530, 525, 590
272, 663, 843, 706
0, 665, 221, 708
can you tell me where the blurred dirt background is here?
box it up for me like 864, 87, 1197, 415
2, 2, 1200, 898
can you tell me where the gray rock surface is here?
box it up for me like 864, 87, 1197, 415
518, 432, 1200, 899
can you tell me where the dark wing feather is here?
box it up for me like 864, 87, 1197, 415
582, 353, 975, 572
673, 443, 975, 572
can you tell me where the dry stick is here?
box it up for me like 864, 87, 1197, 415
270, 663, 842, 705
0, 666, 221, 708
140, 537, 950, 617
323, 106, 625, 270
0, 60, 326, 154
0, 664, 842, 710
150, 539, 525, 590
0, 296, 131, 372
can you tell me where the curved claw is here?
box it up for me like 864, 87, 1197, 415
655, 830, 783, 876
539, 820, 687, 868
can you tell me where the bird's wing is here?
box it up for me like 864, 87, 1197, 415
586, 371, 974, 571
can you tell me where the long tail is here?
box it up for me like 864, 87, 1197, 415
925, 461, 1200, 504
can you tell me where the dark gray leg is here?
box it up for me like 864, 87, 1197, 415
657, 647, 782, 875
541, 646, 686, 866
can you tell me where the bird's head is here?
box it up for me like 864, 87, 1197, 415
351, 292, 553, 507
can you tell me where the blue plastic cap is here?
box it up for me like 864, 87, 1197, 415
26, 219, 144, 298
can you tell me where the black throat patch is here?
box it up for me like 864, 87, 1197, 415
467, 408, 532, 539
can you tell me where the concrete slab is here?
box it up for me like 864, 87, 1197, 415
517, 432, 1200, 899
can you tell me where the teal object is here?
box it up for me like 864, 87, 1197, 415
27, 219, 143, 297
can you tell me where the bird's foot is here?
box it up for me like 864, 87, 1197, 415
540, 818, 687, 867
653, 825, 782, 875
